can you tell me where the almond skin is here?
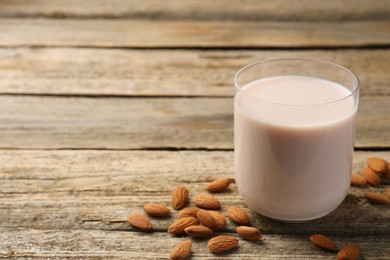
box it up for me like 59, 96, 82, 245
143, 203, 170, 217
309, 234, 338, 251
128, 213, 152, 231
206, 178, 230, 192
350, 172, 367, 187
171, 187, 189, 210
364, 191, 390, 204
208, 210, 227, 231
385, 165, 390, 180
362, 167, 381, 186
177, 207, 199, 219
196, 209, 217, 230
227, 206, 250, 225
367, 157, 389, 173
193, 193, 221, 209
184, 225, 213, 238
236, 226, 262, 241
337, 244, 361, 260
170, 240, 191, 260
168, 217, 199, 235
207, 235, 238, 253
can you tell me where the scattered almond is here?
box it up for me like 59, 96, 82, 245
236, 226, 262, 241
170, 240, 192, 260
184, 225, 214, 238
309, 234, 338, 251
206, 178, 230, 192
362, 167, 381, 186
193, 193, 221, 209
128, 213, 152, 231
227, 206, 250, 225
168, 217, 199, 235
367, 157, 389, 173
364, 191, 390, 204
172, 186, 189, 210
177, 207, 199, 219
196, 209, 217, 230
350, 172, 367, 187
337, 244, 361, 260
208, 210, 227, 231
143, 203, 170, 217
207, 235, 238, 253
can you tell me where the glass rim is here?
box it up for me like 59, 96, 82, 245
234, 58, 360, 107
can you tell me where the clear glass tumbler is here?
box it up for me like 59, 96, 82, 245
234, 58, 359, 222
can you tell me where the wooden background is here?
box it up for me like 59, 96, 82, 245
0, 0, 389, 259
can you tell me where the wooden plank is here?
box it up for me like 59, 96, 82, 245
0, 19, 389, 48
0, 229, 389, 259
0, 150, 389, 235
0, 0, 389, 21
0, 48, 389, 97
0, 96, 388, 149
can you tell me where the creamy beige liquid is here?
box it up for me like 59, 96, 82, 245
234, 75, 357, 221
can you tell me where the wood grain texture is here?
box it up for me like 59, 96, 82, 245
0, 96, 388, 149
0, 48, 389, 97
0, 0, 389, 21
0, 19, 389, 48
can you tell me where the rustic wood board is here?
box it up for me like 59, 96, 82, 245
0, 96, 388, 149
0, 48, 389, 97
1, 0, 389, 21
0, 19, 389, 48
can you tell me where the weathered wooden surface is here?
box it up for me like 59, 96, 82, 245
0, 19, 389, 48
0, 48, 389, 97
0, 150, 389, 259
1, 0, 389, 21
0, 96, 388, 149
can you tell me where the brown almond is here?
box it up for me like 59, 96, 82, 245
362, 167, 381, 186
227, 206, 250, 225
172, 186, 189, 210
177, 207, 199, 219
207, 235, 238, 253
208, 210, 227, 231
236, 226, 262, 241
388, 188, 390, 199
128, 213, 152, 231
337, 244, 361, 260
193, 193, 221, 209
350, 172, 367, 187
196, 209, 217, 230
170, 240, 191, 260
168, 217, 199, 235
309, 234, 338, 251
184, 225, 213, 238
143, 203, 170, 217
367, 157, 389, 173
206, 178, 230, 192
364, 191, 390, 204
385, 164, 390, 180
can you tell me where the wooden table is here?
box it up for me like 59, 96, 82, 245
0, 1, 389, 259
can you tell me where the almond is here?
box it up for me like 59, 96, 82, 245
128, 213, 152, 231
184, 225, 213, 238
177, 207, 199, 219
206, 178, 230, 192
385, 165, 390, 180
207, 235, 238, 253
309, 234, 338, 251
236, 226, 262, 241
362, 167, 381, 186
350, 172, 367, 187
193, 193, 221, 209
364, 191, 390, 204
227, 206, 250, 225
337, 244, 361, 260
367, 157, 389, 173
170, 240, 191, 260
196, 209, 217, 230
168, 217, 199, 235
143, 203, 170, 217
171, 186, 189, 210
208, 210, 227, 231
388, 188, 390, 199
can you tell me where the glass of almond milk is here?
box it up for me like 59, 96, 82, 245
234, 58, 359, 222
